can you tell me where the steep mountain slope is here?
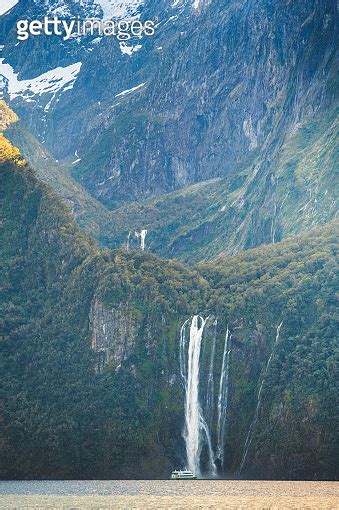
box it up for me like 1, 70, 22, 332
3, 98, 337, 263
1, 1, 336, 265
0, 0, 147, 146
1, 1, 337, 481
1, 101, 117, 245
1, 146, 337, 480
73, 0, 336, 204
1, 0, 336, 204
106, 108, 337, 261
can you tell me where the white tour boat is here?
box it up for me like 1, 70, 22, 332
170, 470, 197, 480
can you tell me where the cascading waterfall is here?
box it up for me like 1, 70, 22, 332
205, 319, 217, 425
180, 315, 216, 477
140, 229, 148, 251
134, 229, 148, 251
216, 326, 231, 468
238, 321, 283, 474
184, 315, 205, 476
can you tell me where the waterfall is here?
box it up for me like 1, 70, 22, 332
238, 321, 283, 474
271, 202, 277, 244
205, 319, 217, 425
140, 229, 147, 251
216, 326, 231, 468
179, 319, 190, 383
180, 315, 216, 477
134, 229, 148, 251
126, 231, 131, 251
200, 416, 217, 477
184, 315, 205, 476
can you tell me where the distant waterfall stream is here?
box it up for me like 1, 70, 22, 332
238, 321, 283, 474
180, 315, 217, 477
206, 319, 217, 426
216, 326, 231, 468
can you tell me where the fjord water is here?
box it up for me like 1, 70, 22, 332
1, 480, 338, 509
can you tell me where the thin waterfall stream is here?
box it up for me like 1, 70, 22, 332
206, 319, 217, 426
216, 326, 231, 468
238, 321, 283, 474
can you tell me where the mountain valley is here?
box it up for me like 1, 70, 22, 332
0, 0, 337, 481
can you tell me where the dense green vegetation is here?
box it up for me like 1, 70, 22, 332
5, 118, 116, 246
5, 103, 337, 264
0, 0, 336, 481
104, 110, 337, 263
201, 225, 338, 478
0, 158, 205, 478
1, 155, 337, 480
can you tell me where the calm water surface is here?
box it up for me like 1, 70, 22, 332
0, 480, 338, 509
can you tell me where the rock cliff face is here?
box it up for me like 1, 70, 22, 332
0, 2, 337, 482
1, 0, 336, 204
89, 299, 141, 371
1, 155, 337, 480
1, 2, 336, 262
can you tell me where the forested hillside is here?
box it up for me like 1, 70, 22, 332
4, 102, 337, 262
0, 0, 337, 485
1, 151, 337, 480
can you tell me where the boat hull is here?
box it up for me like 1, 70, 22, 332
171, 477, 198, 480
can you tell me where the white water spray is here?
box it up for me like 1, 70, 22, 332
134, 229, 148, 251
185, 315, 205, 476
140, 229, 147, 251
180, 315, 217, 477
216, 326, 231, 467
238, 321, 283, 474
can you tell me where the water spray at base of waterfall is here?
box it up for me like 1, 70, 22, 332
238, 321, 283, 474
180, 315, 217, 477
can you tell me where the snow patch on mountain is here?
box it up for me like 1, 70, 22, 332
32, 0, 72, 17
115, 82, 146, 97
95, 0, 144, 20
120, 43, 142, 56
32, 0, 112, 18
0, 0, 19, 16
192, 0, 211, 10
0, 59, 82, 102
